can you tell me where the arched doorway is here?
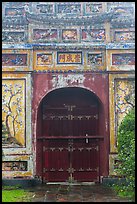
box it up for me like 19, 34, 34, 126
36, 87, 105, 183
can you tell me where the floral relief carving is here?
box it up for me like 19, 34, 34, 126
2, 80, 25, 147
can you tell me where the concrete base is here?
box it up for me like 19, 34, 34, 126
102, 177, 128, 186
2, 178, 42, 188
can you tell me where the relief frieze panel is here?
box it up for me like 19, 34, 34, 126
85, 3, 103, 14
112, 6, 134, 15
5, 7, 25, 16
37, 53, 53, 65
36, 4, 54, 14
56, 3, 81, 15
112, 53, 135, 66
2, 31, 26, 43
87, 53, 103, 66
82, 29, 105, 42
2, 54, 28, 67
62, 29, 78, 42
2, 161, 27, 171
33, 29, 58, 42
107, 2, 134, 15
114, 31, 135, 42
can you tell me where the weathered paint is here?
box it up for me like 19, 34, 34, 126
2, 49, 33, 72
32, 73, 109, 178
2, 73, 33, 178
2, 2, 135, 179
106, 49, 135, 71
109, 73, 135, 153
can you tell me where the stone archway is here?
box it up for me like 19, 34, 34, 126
36, 87, 106, 183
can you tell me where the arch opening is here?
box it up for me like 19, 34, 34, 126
36, 87, 106, 183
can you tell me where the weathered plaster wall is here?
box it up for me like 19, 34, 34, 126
2, 72, 33, 178
109, 73, 135, 175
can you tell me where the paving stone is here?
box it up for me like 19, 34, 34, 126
29, 184, 131, 202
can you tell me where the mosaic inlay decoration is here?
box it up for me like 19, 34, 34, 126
33, 29, 58, 41
112, 53, 135, 65
87, 53, 103, 66
2, 79, 25, 148
57, 52, 82, 64
2, 54, 27, 67
82, 29, 105, 41
36, 4, 54, 14
5, 8, 25, 16
62, 29, 78, 41
2, 32, 25, 43
57, 3, 81, 14
2, 161, 27, 171
85, 3, 103, 13
115, 79, 135, 144
37, 53, 52, 65
114, 31, 135, 42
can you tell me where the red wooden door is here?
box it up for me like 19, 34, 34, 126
71, 139, 99, 182
42, 96, 100, 182
43, 139, 69, 182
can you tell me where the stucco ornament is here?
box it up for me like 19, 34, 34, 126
52, 74, 85, 88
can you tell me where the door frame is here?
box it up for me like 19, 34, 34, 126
34, 85, 108, 182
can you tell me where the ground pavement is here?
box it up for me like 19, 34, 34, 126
27, 183, 132, 202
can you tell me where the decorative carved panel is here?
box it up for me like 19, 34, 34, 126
2, 31, 26, 43
37, 53, 53, 65
33, 29, 58, 42
2, 79, 26, 148
36, 4, 54, 14
5, 7, 25, 16
114, 31, 135, 42
2, 54, 28, 67
57, 3, 81, 14
114, 79, 135, 145
62, 29, 78, 41
85, 3, 103, 14
2, 161, 27, 171
87, 53, 103, 66
112, 53, 135, 65
82, 29, 105, 41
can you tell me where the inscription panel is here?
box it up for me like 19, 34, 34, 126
57, 52, 82, 64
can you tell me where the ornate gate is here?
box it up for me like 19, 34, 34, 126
42, 103, 100, 182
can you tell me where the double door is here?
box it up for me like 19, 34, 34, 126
42, 103, 99, 182
42, 138, 99, 182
